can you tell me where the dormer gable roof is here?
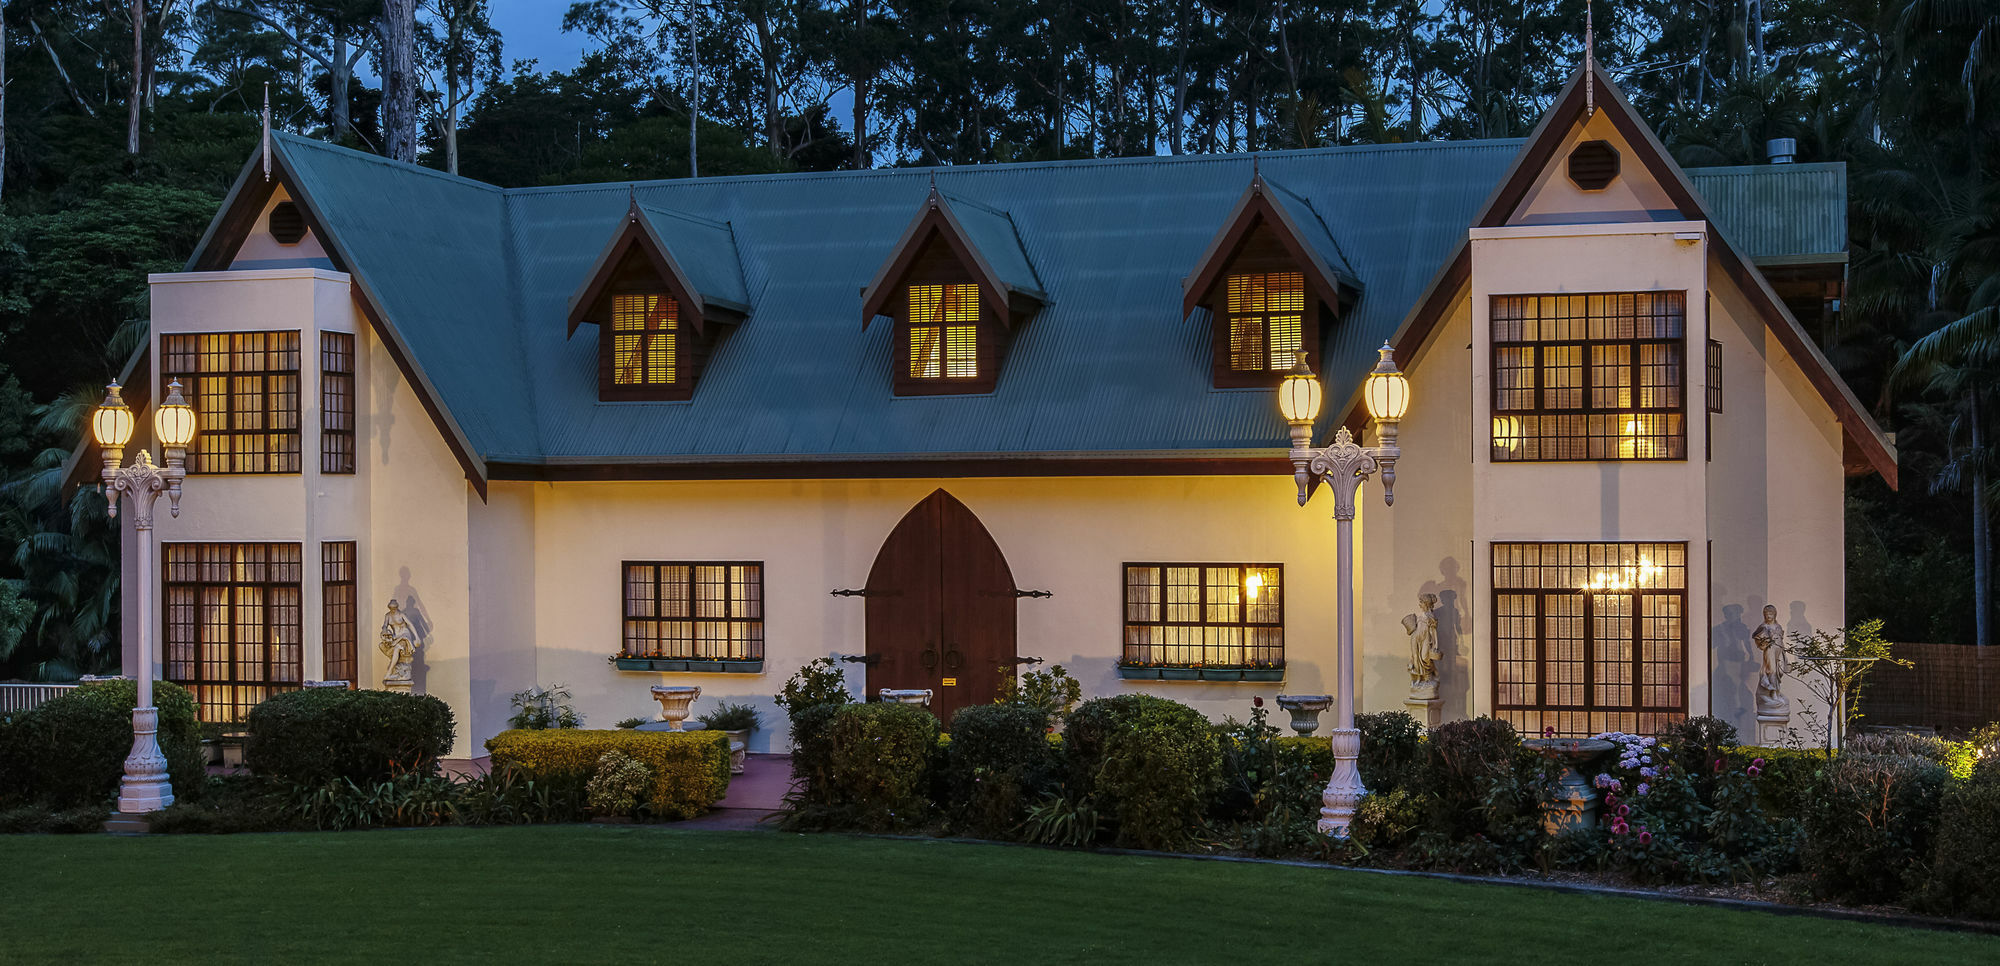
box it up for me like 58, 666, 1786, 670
1182, 172, 1359, 319
860, 185, 1045, 328
566, 200, 749, 336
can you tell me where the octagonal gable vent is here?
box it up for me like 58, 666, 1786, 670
1566, 140, 1621, 191
268, 201, 308, 244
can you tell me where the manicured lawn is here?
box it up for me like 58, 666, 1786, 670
2, 827, 1989, 965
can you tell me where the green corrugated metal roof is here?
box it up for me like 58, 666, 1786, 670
1687, 162, 1847, 263
240, 133, 1846, 468
635, 204, 750, 313
1261, 176, 1360, 288
937, 192, 1044, 301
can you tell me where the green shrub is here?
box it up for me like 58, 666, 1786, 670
776, 657, 852, 718
485, 728, 730, 819
946, 702, 1058, 838
1846, 732, 1978, 781
793, 702, 939, 831
0, 805, 111, 834
996, 665, 1083, 720
244, 688, 454, 785
0, 679, 203, 808
507, 684, 582, 730
1412, 717, 1543, 871
1357, 711, 1425, 793
696, 702, 761, 733
1723, 745, 1829, 819
584, 750, 654, 817
1801, 752, 1949, 904
778, 658, 854, 800
1918, 770, 2000, 920
1063, 694, 1221, 850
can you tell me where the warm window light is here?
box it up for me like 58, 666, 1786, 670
1245, 571, 1265, 602
1581, 555, 1661, 592
155, 380, 197, 449
1277, 352, 1322, 425
1363, 342, 1409, 422
92, 382, 135, 449
1492, 415, 1523, 452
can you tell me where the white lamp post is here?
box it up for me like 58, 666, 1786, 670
93, 379, 198, 815
1280, 343, 1409, 838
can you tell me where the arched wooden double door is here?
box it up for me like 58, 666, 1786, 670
864, 489, 1017, 722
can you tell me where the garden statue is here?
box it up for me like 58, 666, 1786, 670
1405, 593, 1442, 700
378, 598, 420, 693
1753, 604, 1790, 716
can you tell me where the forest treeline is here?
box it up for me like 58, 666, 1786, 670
0, 0, 1996, 676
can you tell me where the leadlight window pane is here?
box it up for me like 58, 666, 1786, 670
621, 562, 764, 662
163, 332, 303, 474
321, 332, 355, 474
610, 293, 678, 387
1490, 293, 1687, 462
321, 542, 357, 683
1226, 273, 1306, 372
906, 283, 981, 381
164, 542, 304, 722
1490, 542, 1686, 737
1121, 563, 1283, 668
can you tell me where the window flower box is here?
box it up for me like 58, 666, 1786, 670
1116, 663, 1285, 683
613, 657, 764, 674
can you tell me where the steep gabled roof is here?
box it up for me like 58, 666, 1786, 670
859, 185, 1045, 327
1378, 64, 1896, 488
1182, 172, 1359, 318
161, 127, 1865, 491
565, 200, 749, 336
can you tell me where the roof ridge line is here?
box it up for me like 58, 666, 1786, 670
635, 201, 733, 232
273, 131, 506, 192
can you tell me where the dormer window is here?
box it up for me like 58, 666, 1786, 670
567, 202, 751, 404
609, 293, 681, 390
1226, 272, 1306, 373
862, 187, 1046, 397
1183, 174, 1356, 390
906, 283, 981, 381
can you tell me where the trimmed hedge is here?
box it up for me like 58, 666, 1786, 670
0, 679, 203, 808
485, 728, 730, 819
244, 688, 455, 785
1801, 753, 1949, 904
1919, 770, 2000, 919
1064, 694, 1220, 850
1723, 746, 1829, 820
816, 702, 939, 830
945, 702, 1057, 838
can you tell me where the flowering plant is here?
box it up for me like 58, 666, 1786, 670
1588, 719, 1795, 884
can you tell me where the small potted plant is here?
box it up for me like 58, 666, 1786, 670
696, 701, 761, 774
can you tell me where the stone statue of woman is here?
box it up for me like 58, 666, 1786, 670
378, 598, 420, 693
1752, 604, 1789, 716
1405, 593, 1442, 700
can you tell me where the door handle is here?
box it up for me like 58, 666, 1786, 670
921, 645, 939, 670
944, 648, 964, 670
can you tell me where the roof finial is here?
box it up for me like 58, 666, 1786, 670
261, 82, 272, 182
1584, 0, 1597, 118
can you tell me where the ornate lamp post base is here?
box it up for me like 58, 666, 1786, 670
117, 706, 176, 813
1317, 727, 1366, 836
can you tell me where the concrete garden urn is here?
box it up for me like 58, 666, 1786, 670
721, 730, 750, 774
649, 685, 702, 730
879, 689, 933, 707
1523, 737, 1616, 832
1275, 694, 1333, 735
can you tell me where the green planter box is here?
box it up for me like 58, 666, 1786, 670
614, 658, 765, 674
1115, 665, 1163, 680
1198, 668, 1244, 682
1240, 668, 1285, 682
1159, 667, 1202, 681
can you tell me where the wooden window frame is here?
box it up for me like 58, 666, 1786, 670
894, 280, 1002, 396
1489, 292, 1688, 462
619, 561, 766, 662
163, 332, 303, 475
1121, 562, 1284, 668
163, 542, 304, 723
1218, 271, 1312, 384
598, 289, 692, 402
321, 542, 358, 685
1489, 541, 1688, 738
321, 332, 356, 474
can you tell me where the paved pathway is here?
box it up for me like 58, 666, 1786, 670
676, 753, 792, 830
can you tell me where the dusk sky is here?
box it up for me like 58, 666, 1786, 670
491, 0, 599, 74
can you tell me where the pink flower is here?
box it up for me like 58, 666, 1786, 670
1751, 757, 1766, 768
1747, 765, 1763, 778
1637, 830, 1652, 845
1617, 804, 1631, 817
1713, 758, 1725, 773
1544, 726, 1556, 738
1611, 820, 1629, 835
1253, 696, 1263, 708
1604, 792, 1618, 807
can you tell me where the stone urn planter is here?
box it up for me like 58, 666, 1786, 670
1523, 737, 1616, 832
720, 729, 751, 775
649, 685, 702, 730
1275, 694, 1333, 735
879, 689, 933, 707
